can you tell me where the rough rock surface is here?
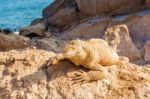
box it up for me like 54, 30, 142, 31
42, 0, 146, 31
60, 10, 150, 44
0, 49, 150, 99
47, 61, 150, 99
145, 0, 150, 8
103, 25, 141, 61
120, 12, 150, 44
19, 23, 46, 37
0, 33, 29, 51
0, 49, 55, 99
2, 0, 150, 98
30, 18, 44, 25
144, 41, 150, 62
62, 17, 111, 39
42, 0, 76, 19
29, 38, 65, 52
46, 7, 78, 29
75, 0, 145, 16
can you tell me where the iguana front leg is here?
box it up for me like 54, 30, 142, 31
47, 51, 77, 65
47, 53, 64, 65
72, 47, 107, 84
72, 63, 106, 84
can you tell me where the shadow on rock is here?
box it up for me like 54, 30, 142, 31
47, 61, 87, 81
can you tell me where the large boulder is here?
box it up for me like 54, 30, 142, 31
0, 49, 149, 99
125, 11, 150, 44
61, 10, 150, 45
19, 23, 46, 37
42, 0, 76, 19
108, 10, 150, 46
62, 17, 111, 39
75, 0, 145, 16
46, 7, 78, 29
103, 25, 141, 61
47, 61, 150, 99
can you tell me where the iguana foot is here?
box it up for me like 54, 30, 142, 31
71, 70, 92, 84
47, 53, 64, 66
47, 56, 60, 66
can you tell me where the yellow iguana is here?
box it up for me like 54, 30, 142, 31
47, 39, 128, 83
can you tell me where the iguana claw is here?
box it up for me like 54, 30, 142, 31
71, 70, 91, 84
47, 56, 59, 66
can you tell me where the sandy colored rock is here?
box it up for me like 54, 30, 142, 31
103, 25, 141, 61
1, 1, 150, 99
0, 33, 29, 51
47, 61, 150, 99
19, 23, 46, 37
0, 49, 149, 99
144, 41, 150, 62
0, 49, 55, 99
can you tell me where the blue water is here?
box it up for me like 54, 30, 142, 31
0, 0, 53, 31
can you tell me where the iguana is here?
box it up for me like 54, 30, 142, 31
47, 39, 128, 84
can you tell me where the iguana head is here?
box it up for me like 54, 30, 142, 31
63, 39, 85, 57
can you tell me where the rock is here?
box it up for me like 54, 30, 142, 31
0, 49, 150, 99
103, 25, 141, 61
61, 10, 150, 42
1, 29, 13, 34
62, 17, 111, 39
0, 49, 55, 99
42, 0, 76, 19
46, 7, 78, 29
1, 1, 150, 98
103, 10, 150, 46
19, 23, 46, 37
145, 0, 150, 8
47, 61, 150, 99
126, 13, 150, 43
30, 18, 44, 25
0, 33, 29, 51
75, 0, 145, 16
30, 38, 65, 52
144, 41, 150, 62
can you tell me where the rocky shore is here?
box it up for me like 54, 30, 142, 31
0, 0, 150, 99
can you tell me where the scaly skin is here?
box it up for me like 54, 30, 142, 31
47, 39, 128, 84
